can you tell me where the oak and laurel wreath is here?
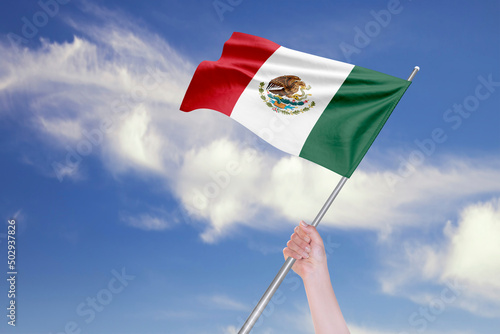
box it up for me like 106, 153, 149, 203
259, 82, 315, 115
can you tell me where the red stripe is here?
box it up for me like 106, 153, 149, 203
180, 32, 280, 116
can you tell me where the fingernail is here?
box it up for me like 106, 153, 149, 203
304, 236, 310, 243
300, 221, 308, 228
303, 252, 309, 259
305, 246, 310, 252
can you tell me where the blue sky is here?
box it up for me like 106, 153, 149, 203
0, 0, 499, 333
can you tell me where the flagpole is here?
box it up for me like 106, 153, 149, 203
238, 66, 419, 334
408, 66, 420, 82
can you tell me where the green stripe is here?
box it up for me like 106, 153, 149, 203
299, 66, 411, 177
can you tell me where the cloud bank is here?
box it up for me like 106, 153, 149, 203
379, 197, 500, 318
2, 3, 500, 243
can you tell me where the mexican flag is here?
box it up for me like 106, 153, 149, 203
180, 32, 411, 178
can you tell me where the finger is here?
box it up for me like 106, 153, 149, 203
287, 238, 310, 259
283, 246, 304, 260
291, 232, 311, 253
295, 223, 311, 243
299, 221, 324, 246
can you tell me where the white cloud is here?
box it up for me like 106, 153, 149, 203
39, 117, 83, 141
221, 306, 471, 334
122, 212, 172, 231
222, 326, 238, 334
175, 135, 500, 242
443, 199, 500, 288
7, 209, 29, 235
0, 3, 220, 181
220, 304, 312, 334
200, 294, 249, 312
379, 197, 500, 318
348, 324, 401, 334
348, 323, 470, 334
175, 138, 271, 242
3, 3, 498, 246
108, 106, 165, 173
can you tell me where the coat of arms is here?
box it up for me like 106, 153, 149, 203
259, 75, 315, 115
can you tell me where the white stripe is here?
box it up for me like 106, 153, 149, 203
230, 46, 354, 156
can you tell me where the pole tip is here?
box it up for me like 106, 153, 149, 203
414, 66, 420, 71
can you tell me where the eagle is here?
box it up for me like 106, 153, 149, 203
266, 75, 306, 98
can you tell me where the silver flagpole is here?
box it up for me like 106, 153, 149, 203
238, 66, 419, 334
238, 176, 348, 334
408, 66, 420, 82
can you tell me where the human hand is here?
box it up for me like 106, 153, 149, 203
283, 220, 328, 281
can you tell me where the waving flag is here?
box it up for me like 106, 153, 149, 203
180, 32, 410, 177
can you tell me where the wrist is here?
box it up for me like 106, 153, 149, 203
302, 262, 330, 284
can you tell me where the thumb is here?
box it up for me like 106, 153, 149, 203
299, 221, 323, 246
